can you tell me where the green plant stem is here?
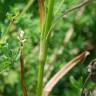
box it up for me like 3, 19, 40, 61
54, 0, 65, 15
0, 21, 12, 44
36, 39, 48, 96
19, 0, 34, 17
36, 0, 55, 96
43, 0, 55, 38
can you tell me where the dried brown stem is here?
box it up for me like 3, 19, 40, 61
44, 51, 90, 96
38, 0, 45, 29
20, 47, 28, 96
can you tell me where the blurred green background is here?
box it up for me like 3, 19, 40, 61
0, 0, 96, 96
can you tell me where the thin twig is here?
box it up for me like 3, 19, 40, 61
44, 51, 90, 96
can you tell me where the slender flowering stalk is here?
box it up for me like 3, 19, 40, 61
19, 30, 27, 96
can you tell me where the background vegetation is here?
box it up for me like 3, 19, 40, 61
0, 0, 96, 96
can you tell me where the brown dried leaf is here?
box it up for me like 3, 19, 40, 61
44, 51, 90, 96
